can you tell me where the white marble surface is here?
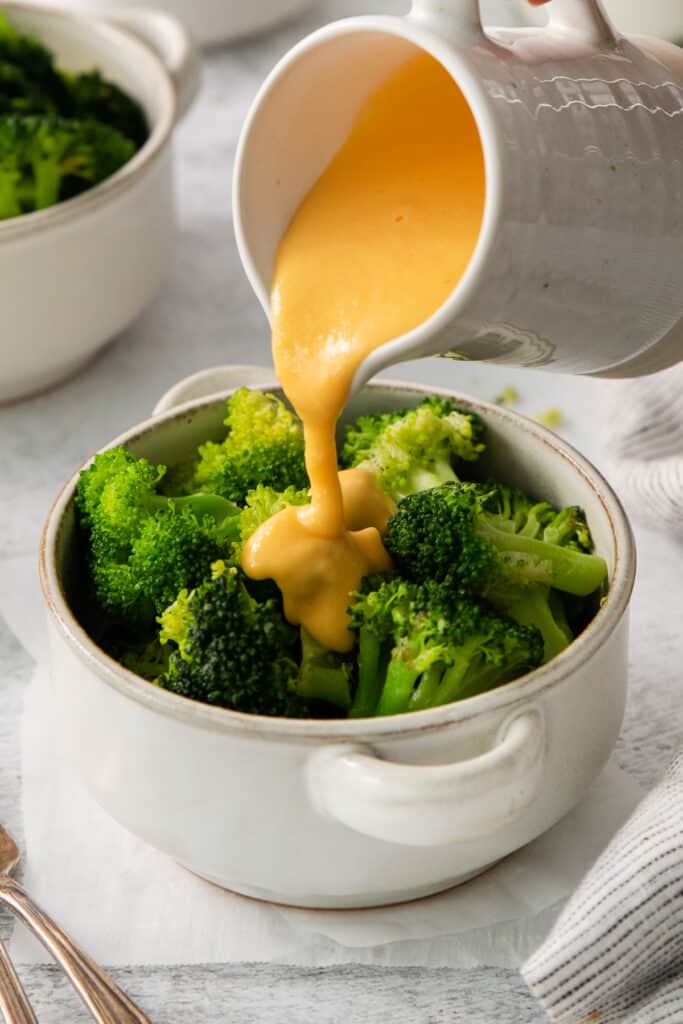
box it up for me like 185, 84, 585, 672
1, 1, 682, 1019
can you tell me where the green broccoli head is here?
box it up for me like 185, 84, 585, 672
129, 508, 225, 617
63, 69, 147, 148
191, 388, 308, 503
0, 113, 135, 218
481, 484, 594, 551
340, 396, 485, 503
76, 447, 241, 621
0, 12, 69, 115
541, 506, 594, 551
349, 575, 542, 716
76, 448, 163, 554
0, 12, 145, 220
117, 637, 169, 683
159, 561, 305, 716
385, 482, 607, 599
0, 12, 146, 132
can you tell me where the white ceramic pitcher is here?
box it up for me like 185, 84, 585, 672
233, 0, 683, 386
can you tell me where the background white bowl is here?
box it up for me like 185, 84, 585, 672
0, 3, 199, 404
32, 0, 318, 46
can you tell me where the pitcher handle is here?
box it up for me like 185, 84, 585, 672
547, 0, 616, 44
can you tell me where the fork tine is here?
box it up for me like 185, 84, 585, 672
0, 939, 37, 1024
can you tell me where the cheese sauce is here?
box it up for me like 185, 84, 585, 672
242, 53, 485, 650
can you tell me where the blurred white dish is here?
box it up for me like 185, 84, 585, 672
36, 0, 318, 46
0, 3, 200, 404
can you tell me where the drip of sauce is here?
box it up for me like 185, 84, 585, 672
242, 53, 485, 650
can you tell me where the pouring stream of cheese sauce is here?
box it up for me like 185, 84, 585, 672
242, 53, 485, 651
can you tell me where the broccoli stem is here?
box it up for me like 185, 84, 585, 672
549, 589, 573, 642
146, 493, 235, 521
428, 656, 471, 708
144, 493, 240, 543
502, 586, 572, 662
0, 174, 21, 218
409, 662, 445, 711
408, 460, 457, 495
477, 519, 607, 596
32, 157, 60, 209
376, 655, 420, 716
457, 659, 509, 701
297, 667, 351, 710
349, 630, 385, 718
428, 637, 495, 707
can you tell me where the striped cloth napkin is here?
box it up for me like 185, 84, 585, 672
522, 366, 683, 1022
601, 365, 683, 535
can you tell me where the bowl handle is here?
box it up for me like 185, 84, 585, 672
153, 364, 278, 415
103, 8, 201, 120
307, 708, 546, 847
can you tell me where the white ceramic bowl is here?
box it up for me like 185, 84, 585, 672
0, 3, 201, 404
40, 367, 636, 909
37, 0, 318, 47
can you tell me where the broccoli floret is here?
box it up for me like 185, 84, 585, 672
0, 56, 59, 116
128, 508, 229, 617
482, 485, 594, 552
385, 482, 607, 599
0, 113, 135, 218
191, 389, 308, 503
159, 561, 305, 716
340, 396, 485, 503
0, 13, 146, 143
349, 576, 542, 717
118, 637, 169, 683
63, 70, 147, 148
541, 505, 593, 551
439, 485, 597, 660
158, 566, 350, 716
76, 447, 241, 620
0, 12, 69, 114
0, 12, 144, 219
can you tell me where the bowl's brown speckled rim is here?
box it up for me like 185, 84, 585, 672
39, 379, 636, 742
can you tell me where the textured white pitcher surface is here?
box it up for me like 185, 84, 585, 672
234, 0, 683, 385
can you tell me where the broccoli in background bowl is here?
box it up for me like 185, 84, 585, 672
0, 9, 147, 219
72, 387, 608, 720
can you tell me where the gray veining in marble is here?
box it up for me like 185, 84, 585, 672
1, 1, 682, 1019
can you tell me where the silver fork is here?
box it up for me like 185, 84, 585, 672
0, 824, 150, 1023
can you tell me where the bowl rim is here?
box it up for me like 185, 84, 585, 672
39, 377, 636, 741
0, 1, 176, 241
